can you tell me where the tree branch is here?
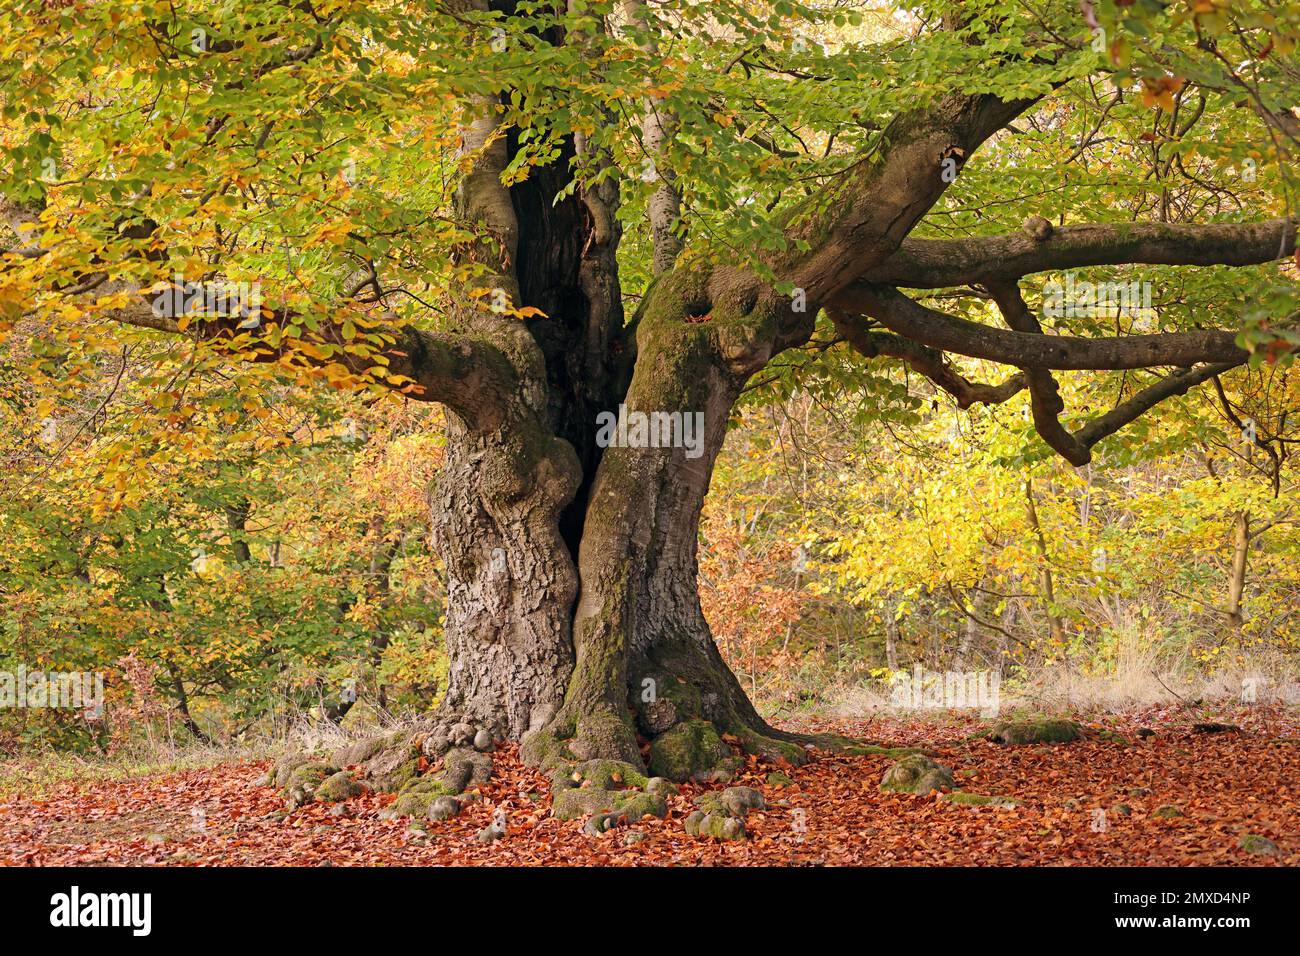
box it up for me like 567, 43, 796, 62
829, 283, 1254, 370
986, 280, 1090, 464
830, 310, 1025, 408
93, 288, 516, 431
862, 217, 1298, 288
786, 92, 1041, 300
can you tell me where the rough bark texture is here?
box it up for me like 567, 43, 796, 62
431, 408, 581, 738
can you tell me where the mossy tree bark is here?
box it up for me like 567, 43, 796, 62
425, 73, 1061, 776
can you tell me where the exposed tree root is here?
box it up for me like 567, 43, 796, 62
267, 700, 894, 842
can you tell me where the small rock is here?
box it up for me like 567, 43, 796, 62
450, 723, 474, 747
1136, 728, 1155, 738
766, 771, 795, 788
880, 754, 955, 795
1238, 833, 1279, 856
1110, 803, 1132, 816
1128, 787, 1152, 797
623, 830, 647, 846
427, 796, 460, 822
473, 729, 494, 752
1192, 722, 1240, 734
1153, 804, 1184, 819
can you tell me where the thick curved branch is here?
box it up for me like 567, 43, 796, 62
862, 217, 1298, 288
830, 311, 1025, 409
986, 280, 1090, 464
829, 283, 1253, 370
1073, 362, 1240, 452
95, 291, 515, 431
787, 92, 1040, 300
620, 0, 683, 275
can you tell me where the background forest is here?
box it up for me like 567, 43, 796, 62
4, 300, 1296, 754
1, 0, 1297, 759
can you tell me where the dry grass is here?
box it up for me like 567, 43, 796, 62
815, 617, 1299, 722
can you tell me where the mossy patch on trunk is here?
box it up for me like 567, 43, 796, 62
647, 719, 730, 782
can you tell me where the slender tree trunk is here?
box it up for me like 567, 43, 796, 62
1225, 510, 1250, 629
884, 598, 901, 671
225, 501, 252, 564
1024, 477, 1065, 643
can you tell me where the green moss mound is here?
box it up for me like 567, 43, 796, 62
315, 771, 363, 803
879, 754, 955, 795
553, 787, 667, 823
988, 719, 1081, 745
942, 791, 1021, 808
1238, 833, 1278, 856
647, 719, 730, 782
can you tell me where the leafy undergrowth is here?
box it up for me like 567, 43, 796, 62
1, 705, 1294, 866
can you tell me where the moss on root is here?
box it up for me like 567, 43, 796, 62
548, 755, 669, 825
338, 733, 423, 792
879, 754, 955, 795
398, 776, 458, 799
695, 785, 765, 818
647, 719, 730, 782
684, 810, 746, 841
553, 786, 668, 823
265, 754, 316, 788
284, 762, 335, 792
281, 761, 339, 808
519, 727, 573, 772
682, 786, 765, 842
440, 748, 493, 792
843, 744, 927, 758
315, 771, 363, 803
988, 719, 1082, 745
562, 759, 648, 791
330, 733, 402, 770
570, 711, 641, 763
941, 791, 1022, 808
380, 791, 437, 820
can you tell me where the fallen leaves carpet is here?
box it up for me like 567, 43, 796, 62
2, 707, 1294, 866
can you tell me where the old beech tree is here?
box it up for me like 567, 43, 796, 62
3, 0, 1297, 812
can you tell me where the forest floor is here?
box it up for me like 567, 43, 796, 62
1, 703, 1295, 866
